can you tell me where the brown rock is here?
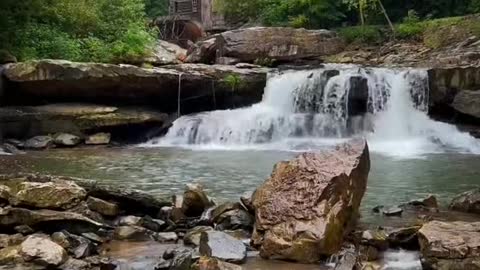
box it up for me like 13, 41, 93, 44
194, 256, 242, 270
20, 234, 68, 266
0, 234, 24, 249
182, 183, 213, 217
8, 181, 87, 210
86, 196, 119, 217
419, 221, 480, 269
450, 188, 480, 214
0, 245, 22, 264
113, 226, 154, 241
252, 139, 370, 263
85, 133, 111, 145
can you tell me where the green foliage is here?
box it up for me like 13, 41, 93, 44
144, 0, 169, 18
254, 57, 275, 67
394, 10, 425, 40
338, 25, 385, 44
0, 0, 155, 63
224, 74, 245, 91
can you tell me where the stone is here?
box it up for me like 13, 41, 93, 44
86, 197, 119, 217
155, 232, 178, 243
14, 225, 34, 235
407, 195, 439, 209
382, 207, 403, 217
144, 40, 187, 66
53, 133, 82, 147
166, 248, 193, 270
333, 244, 360, 270
419, 221, 480, 270
211, 202, 243, 223
85, 133, 111, 145
0, 245, 22, 264
252, 140, 370, 263
3, 60, 267, 116
450, 188, 480, 214
20, 234, 68, 266
24, 136, 54, 150
51, 231, 95, 259
182, 183, 213, 217
113, 226, 154, 241
184, 226, 214, 246
0, 104, 168, 140
199, 231, 247, 264
452, 90, 480, 119
372, 205, 384, 213
59, 257, 90, 270
0, 143, 24, 155
0, 234, 24, 248
240, 191, 254, 214
115, 215, 166, 232
216, 57, 241, 65
115, 215, 143, 227
0, 185, 11, 202
188, 27, 344, 63
81, 233, 104, 244
0, 207, 106, 234
359, 245, 379, 262
8, 181, 87, 210
215, 209, 254, 231
194, 256, 243, 270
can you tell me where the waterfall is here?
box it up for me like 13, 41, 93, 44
143, 65, 480, 157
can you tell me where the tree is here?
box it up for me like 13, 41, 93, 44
343, 0, 395, 36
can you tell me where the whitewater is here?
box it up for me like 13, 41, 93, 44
142, 65, 480, 158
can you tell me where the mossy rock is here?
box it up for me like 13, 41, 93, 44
0, 50, 17, 64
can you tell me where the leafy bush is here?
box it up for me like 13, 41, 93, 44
338, 25, 385, 44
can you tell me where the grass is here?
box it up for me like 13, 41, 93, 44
337, 14, 480, 48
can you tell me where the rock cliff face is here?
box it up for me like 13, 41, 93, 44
3, 60, 267, 113
252, 140, 370, 263
187, 27, 345, 64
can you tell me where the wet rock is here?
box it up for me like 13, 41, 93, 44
333, 244, 360, 270
240, 191, 254, 214
144, 40, 187, 66
154, 232, 178, 243
20, 234, 68, 266
184, 226, 214, 246
162, 248, 193, 270
211, 202, 243, 223
0, 207, 106, 234
154, 258, 171, 270
8, 181, 86, 210
382, 207, 403, 217
14, 225, 34, 235
199, 231, 247, 264
372, 205, 384, 213
359, 245, 379, 262
83, 255, 118, 270
182, 184, 213, 217
69, 201, 106, 223
0, 143, 23, 155
59, 257, 90, 270
193, 256, 243, 270
115, 215, 142, 227
406, 195, 439, 209
252, 140, 370, 263
115, 215, 165, 232
24, 136, 54, 150
53, 133, 82, 147
81, 232, 104, 244
0, 185, 11, 203
449, 188, 480, 214
113, 226, 154, 241
0, 234, 24, 248
419, 221, 480, 270
215, 209, 254, 231
85, 133, 111, 145
0, 245, 22, 264
452, 90, 480, 119
51, 231, 95, 259
358, 226, 421, 251
86, 197, 119, 217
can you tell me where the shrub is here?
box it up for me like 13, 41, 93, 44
338, 25, 385, 45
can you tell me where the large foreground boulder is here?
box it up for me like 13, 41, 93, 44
418, 221, 480, 269
3, 60, 267, 113
188, 27, 345, 64
251, 140, 370, 263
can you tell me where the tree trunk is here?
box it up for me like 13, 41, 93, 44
377, 0, 395, 37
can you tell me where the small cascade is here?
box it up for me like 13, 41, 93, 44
177, 73, 183, 117
144, 65, 480, 156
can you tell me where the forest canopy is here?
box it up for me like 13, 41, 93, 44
0, 0, 479, 63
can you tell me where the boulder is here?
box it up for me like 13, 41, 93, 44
184, 226, 214, 246
155, 232, 178, 243
0, 245, 22, 264
0, 104, 167, 140
188, 27, 345, 63
0, 234, 24, 249
51, 231, 95, 259
144, 40, 187, 66
113, 226, 154, 241
428, 67, 480, 107
450, 189, 480, 214
452, 90, 480, 119
7, 181, 87, 210
199, 231, 247, 264
24, 136, 54, 149
419, 221, 480, 269
169, 248, 193, 270
382, 207, 403, 217
333, 244, 360, 270
0, 207, 106, 234
53, 133, 82, 147
194, 256, 242, 270
182, 183, 213, 217
240, 191, 254, 214
407, 195, 439, 209
3, 60, 267, 113
85, 133, 111, 145
252, 139, 370, 263
0, 185, 11, 202
86, 196, 119, 217
20, 234, 68, 266
214, 209, 254, 231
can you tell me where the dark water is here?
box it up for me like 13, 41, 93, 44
1, 146, 479, 219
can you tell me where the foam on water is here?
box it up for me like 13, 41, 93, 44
142, 65, 480, 158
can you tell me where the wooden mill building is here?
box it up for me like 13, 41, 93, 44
157, 0, 230, 46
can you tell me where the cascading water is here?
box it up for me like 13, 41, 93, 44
143, 65, 480, 157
